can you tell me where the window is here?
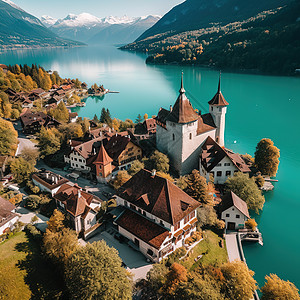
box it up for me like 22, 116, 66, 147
226, 213, 230, 217
189, 133, 192, 140
173, 134, 175, 141
219, 108, 222, 112
226, 171, 231, 176
81, 166, 84, 169
124, 201, 128, 207
76, 164, 78, 167
236, 215, 240, 219
130, 204, 136, 210
217, 171, 222, 177
160, 220, 164, 226
147, 249, 154, 256
211, 107, 213, 111
224, 163, 230, 166
143, 211, 146, 216
74, 158, 77, 161
217, 163, 222, 166
79, 159, 82, 162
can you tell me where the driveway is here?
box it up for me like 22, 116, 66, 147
16, 138, 37, 156
225, 233, 241, 262
83, 227, 153, 281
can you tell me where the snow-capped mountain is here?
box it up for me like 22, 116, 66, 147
40, 15, 58, 27
1, 0, 24, 11
45, 13, 160, 44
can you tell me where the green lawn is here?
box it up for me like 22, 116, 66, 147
181, 230, 228, 271
0, 231, 65, 300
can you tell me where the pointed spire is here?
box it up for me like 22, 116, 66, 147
218, 71, 221, 93
179, 72, 185, 94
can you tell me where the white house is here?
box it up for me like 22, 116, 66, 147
0, 196, 19, 235
199, 136, 251, 184
53, 182, 102, 233
219, 191, 250, 230
114, 169, 200, 262
156, 74, 228, 175
32, 170, 69, 196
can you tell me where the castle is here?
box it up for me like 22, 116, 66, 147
156, 74, 229, 175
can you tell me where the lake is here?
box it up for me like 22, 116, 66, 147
1, 45, 300, 288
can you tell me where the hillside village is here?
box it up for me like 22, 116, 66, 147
0, 64, 284, 299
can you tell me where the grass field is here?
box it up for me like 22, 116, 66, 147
0, 231, 65, 300
181, 230, 228, 271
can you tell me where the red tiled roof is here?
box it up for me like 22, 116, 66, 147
117, 169, 200, 225
208, 78, 229, 106
219, 191, 250, 218
116, 209, 169, 249
93, 143, 113, 165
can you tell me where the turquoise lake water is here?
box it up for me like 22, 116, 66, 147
1, 45, 300, 288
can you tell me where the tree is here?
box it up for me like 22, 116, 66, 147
10, 157, 34, 183
20, 147, 39, 166
144, 113, 148, 120
10, 108, 20, 119
145, 263, 169, 295
25, 195, 41, 210
38, 127, 61, 157
100, 108, 112, 126
135, 114, 143, 124
261, 274, 300, 300
225, 172, 265, 214
157, 171, 174, 182
81, 117, 90, 134
128, 160, 144, 176
184, 170, 213, 204
255, 175, 265, 188
176, 176, 188, 190
43, 228, 79, 268
245, 219, 257, 231
93, 114, 99, 123
164, 263, 188, 294
112, 118, 120, 131
146, 150, 170, 173
197, 205, 224, 229
58, 123, 83, 141
0, 118, 18, 155
255, 138, 280, 177
221, 261, 257, 300
47, 209, 65, 233
50, 101, 69, 123
65, 241, 132, 300
113, 171, 132, 190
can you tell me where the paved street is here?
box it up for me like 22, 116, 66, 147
16, 206, 49, 231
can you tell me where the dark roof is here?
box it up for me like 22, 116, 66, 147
208, 77, 229, 106
31, 88, 45, 95
117, 169, 200, 225
116, 209, 169, 249
219, 191, 250, 218
0, 196, 16, 228
105, 134, 132, 161
200, 136, 250, 173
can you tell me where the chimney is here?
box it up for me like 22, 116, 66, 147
170, 105, 173, 112
78, 189, 81, 198
151, 169, 156, 177
54, 177, 58, 184
46, 173, 49, 179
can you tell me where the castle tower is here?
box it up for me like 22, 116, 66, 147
93, 143, 113, 183
208, 74, 229, 147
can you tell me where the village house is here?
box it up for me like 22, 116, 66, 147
32, 170, 69, 196
199, 136, 251, 184
0, 196, 19, 235
156, 74, 228, 175
114, 169, 200, 262
20, 109, 60, 134
128, 118, 157, 141
218, 191, 250, 230
83, 125, 115, 141
53, 182, 102, 233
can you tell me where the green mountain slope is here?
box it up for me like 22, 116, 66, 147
0, 0, 83, 49
122, 1, 300, 75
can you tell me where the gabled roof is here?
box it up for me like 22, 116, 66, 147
208, 76, 229, 106
0, 196, 16, 228
219, 191, 250, 218
73, 136, 107, 159
116, 209, 169, 249
93, 143, 113, 166
117, 169, 200, 225
200, 136, 250, 173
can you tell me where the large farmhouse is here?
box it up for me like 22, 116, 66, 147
156, 74, 228, 175
114, 169, 200, 262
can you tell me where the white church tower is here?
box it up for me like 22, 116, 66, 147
208, 74, 229, 146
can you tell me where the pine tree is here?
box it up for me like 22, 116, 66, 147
136, 114, 143, 124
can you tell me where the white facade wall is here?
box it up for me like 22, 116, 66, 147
0, 215, 19, 235
221, 206, 248, 230
68, 151, 90, 171
83, 211, 97, 231
209, 105, 227, 147
32, 178, 62, 196
200, 156, 238, 184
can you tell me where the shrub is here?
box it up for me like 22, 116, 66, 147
166, 247, 187, 266
245, 219, 257, 231
25, 195, 41, 210
185, 231, 202, 246
25, 223, 42, 241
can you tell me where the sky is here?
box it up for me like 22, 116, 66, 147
12, 0, 184, 19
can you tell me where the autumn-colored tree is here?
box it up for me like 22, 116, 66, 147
164, 263, 188, 293
197, 205, 225, 229
65, 241, 132, 300
184, 170, 213, 204
47, 209, 65, 233
20, 147, 39, 166
245, 218, 257, 231
255, 138, 280, 177
146, 150, 170, 173
221, 261, 257, 300
0, 118, 18, 155
10, 157, 34, 183
157, 171, 174, 182
261, 274, 300, 300
119, 119, 134, 132
113, 171, 132, 190
112, 118, 120, 131
43, 228, 79, 268
255, 175, 265, 188
38, 127, 61, 157
58, 123, 83, 141
144, 113, 148, 120
81, 117, 90, 134
50, 101, 69, 123
128, 160, 144, 176
225, 172, 265, 214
